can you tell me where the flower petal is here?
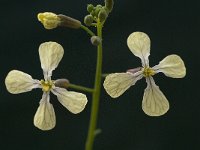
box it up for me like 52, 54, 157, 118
103, 72, 143, 98
153, 54, 186, 78
34, 92, 56, 130
142, 77, 169, 116
127, 32, 150, 66
38, 12, 60, 29
52, 87, 88, 114
39, 42, 64, 80
5, 70, 40, 94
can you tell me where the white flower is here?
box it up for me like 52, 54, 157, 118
5, 42, 88, 130
103, 32, 186, 116
38, 12, 61, 29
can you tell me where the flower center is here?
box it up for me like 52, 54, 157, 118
143, 67, 155, 77
40, 80, 53, 92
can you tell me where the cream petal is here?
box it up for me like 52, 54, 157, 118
34, 92, 56, 130
142, 77, 169, 116
52, 87, 88, 114
5, 70, 40, 94
127, 32, 150, 66
153, 54, 186, 78
103, 72, 143, 98
39, 42, 64, 80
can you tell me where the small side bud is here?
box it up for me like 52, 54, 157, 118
91, 36, 102, 46
84, 15, 94, 26
98, 8, 108, 22
94, 7, 101, 16
96, 5, 103, 9
105, 0, 114, 13
54, 79, 70, 89
90, 10, 96, 17
38, 12, 61, 29
58, 14, 81, 29
87, 4, 94, 13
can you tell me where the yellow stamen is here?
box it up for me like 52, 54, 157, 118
143, 67, 155, 77
40, 80, 53, 92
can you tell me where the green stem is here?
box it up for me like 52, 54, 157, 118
81, 25, 96, 36
85, 19, 103, 150
68, 83, 94, 93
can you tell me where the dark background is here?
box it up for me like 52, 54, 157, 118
1, 0, 200, 150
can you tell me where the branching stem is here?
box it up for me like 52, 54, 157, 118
81, 25, 96, 36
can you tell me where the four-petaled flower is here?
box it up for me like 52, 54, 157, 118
38, 12, 61, 29
103, 32, 186, 116
5, 42, 88, 130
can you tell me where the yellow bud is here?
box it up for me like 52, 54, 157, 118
38, 12, 61, 29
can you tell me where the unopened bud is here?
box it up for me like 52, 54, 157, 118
94, 7, 101, 16
87, 4, 94, 13
96, 5, 103, 9
38, 12, 61, 29
91, 36, 102, 46
54, 79, 70, 88
98, 8, 108, 22
105, 0, 114, 13
84, 15, 94, 26
90, 10, 95, 17
58, 14, 81, 29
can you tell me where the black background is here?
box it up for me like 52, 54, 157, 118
1, 0, 200, 150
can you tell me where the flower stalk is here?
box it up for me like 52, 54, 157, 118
80, 25, 96, 36
68, 83, 94, 93
85, 19, 103, 150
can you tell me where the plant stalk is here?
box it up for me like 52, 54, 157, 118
85, 19, 103, 150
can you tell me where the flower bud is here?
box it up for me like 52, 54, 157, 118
96, 5, 103, 9
98, 8, 108, 22
94, 7, 101, 16
84, 15, 94, 26
58, 14, 81, 29
54, 79, 70, 88
87, 4, 94, 13
38, 12, 61, 29
90, 10, 96, 17
91, 36, 102, 46
105, 0, 114, 12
